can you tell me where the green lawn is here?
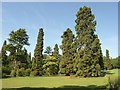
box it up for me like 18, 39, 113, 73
2, 69, 119, 90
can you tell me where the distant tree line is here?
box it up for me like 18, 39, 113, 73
1, 6, 118, 78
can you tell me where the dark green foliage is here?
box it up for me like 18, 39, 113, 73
53, 44, 60, 62
10, 70, 16, 77
44, 46, 52, 56
1, 40, 11, 78
74, 6, 103, 77
104, 49, 113, 70
31, 57, 43, 76
111, 56, 120, 69
16, 68, 25, 77
26, 52, 32, 69
32, 28, 44, 76
30, 70, 38, 76
59, 28, 74, 76
43, 56, 58, 76
34, 28, 44, 60
25, 68, 31, 76
2, 66, 11, 78
6, 29, 30, 71
1, 40, 8, 66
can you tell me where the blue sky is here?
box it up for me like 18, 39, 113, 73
2, 2, 118, 58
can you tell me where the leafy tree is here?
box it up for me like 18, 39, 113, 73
59, 28, 74, 76
111, 56, 120, 69
74, 6, 103, 77
32, 28, 44, 76
6, 28, 30, 73
43, 56, 58, 76
44, 46, 52, 56
104, 49, 113, 70
53, 44, 60, 62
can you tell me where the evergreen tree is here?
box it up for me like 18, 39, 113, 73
44, 46, 52, 56
7, 29, 30, 72
32, 28, 44, 76
74, 6, 103, 77
104, 49, 113, 70
59, 28, 74, 76
27, 52, 32, 68
43, 56, 58, 76
1, 40, 8, 66
53, 44, 60, 62
1, 40, 10, 77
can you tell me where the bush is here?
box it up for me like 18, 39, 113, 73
2, 66, 11, 75
25, 68, 31, 76
30, 70, 39, 76
43, 62, 58, 76
16, 68, 25, 77
2, 73, 7, 78
10, 70, 16, 77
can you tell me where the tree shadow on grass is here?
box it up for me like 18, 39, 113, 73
105, 72, 115, 75
2, 85, 107, 90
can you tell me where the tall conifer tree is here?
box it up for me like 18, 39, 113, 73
74, 6, 103, 77
32, 28, 44, 76
104, 49, 112, 70
53, 44, 59, 62
59, 28, 74, 76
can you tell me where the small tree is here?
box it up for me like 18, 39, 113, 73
43, 56, 58, 76
53, 44, 60, 62
104, 49, 113, 70
44, 46, 52, 56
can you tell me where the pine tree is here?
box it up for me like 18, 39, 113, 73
32, 28, 44, 76
53, 44, 60, 62
59, 28, 74, 76
44, 46, 52, 56
74, 6, 103, 77
104, 49, 112, 70
7, 29, 30, 72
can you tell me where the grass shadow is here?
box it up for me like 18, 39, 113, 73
1, 85, 107, 90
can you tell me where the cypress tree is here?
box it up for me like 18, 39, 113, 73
53, 44, 60, 62
1, 40, 8, 66
104, 49, 112, 70
32, 28, 44, 76
59, 28, 74, 76
74, 6, 103, 77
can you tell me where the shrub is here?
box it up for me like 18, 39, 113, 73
10, 70, 16, 77
30, 70, 38, 76
2, 66, 11, 75
43, 62, 58, 76
2, 73, 7, 78
16, 68, 25, 77
25, 68, 31, 76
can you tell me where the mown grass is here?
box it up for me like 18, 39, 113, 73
1, 69, 119, 90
